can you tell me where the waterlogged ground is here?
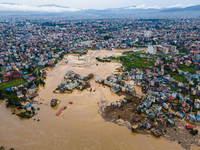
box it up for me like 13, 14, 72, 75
0, 50, 185, 150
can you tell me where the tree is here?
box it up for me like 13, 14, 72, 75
34, 80, 39, 87
24, 107, 27, 111
190, 129, 198, 135
39, 78, 42, 84
54, 59, 58, 64
0, 146, 5, 150
45, 63, 49, 67
60, 53, 64, 59
31, 107, 34, 111
27, 82, 33, 88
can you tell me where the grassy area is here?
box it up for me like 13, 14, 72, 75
113, 53, 155, 70
171, 74, 184, 83
0, 78, 26, 90
178, 64, 196, 73
165, 67, 185, 83
0, 78, 26, 101
35, 66, 45, 71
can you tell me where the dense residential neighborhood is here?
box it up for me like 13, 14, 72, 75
0, 18, 200, 150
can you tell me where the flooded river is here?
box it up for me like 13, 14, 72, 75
0, 50, 184, 150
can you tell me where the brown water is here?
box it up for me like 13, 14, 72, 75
0, 50, 184, 150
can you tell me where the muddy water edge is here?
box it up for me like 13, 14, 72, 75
0, 50, 184, 150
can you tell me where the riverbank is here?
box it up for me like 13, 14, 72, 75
0, 50, 185, 150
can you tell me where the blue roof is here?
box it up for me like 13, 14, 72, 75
178, 111, 185, 117
30, 84, 35, 88
197, 115, 200, 121
26, 103, 36, 110
6, 87, 11, 91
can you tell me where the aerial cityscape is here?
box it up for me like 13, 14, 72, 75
0, 0, 200, 150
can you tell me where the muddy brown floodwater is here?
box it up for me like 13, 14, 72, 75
0, 50, 185, 150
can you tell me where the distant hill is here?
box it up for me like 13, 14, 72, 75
0, 3, 200, 19
161, 5, 200, 12
38, 4, 69, 8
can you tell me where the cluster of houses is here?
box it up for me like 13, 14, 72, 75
95, 75, 137, 95
5, 83, 37, 100
97, 51, 200, 137
57, 70, 94, 92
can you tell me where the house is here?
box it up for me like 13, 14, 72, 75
156, 118, 165, 127
186, 74, 192, 82
144, 122, 151, 130
166, 119, 174, 126
148, 113, 155, 120
197, 111, 200, 121
28, 87, 36, 95
4, 71, 20, 82
186, 114, 196, 123
132, 114, 140, 122
194, 99, 200, 109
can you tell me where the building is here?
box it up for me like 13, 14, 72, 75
28, 87, 36, 95
4, 71, 20, 82
144, 31, 152, 38
147, 45, 176, 55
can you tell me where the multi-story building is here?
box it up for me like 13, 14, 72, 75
144, 31, 152, 38
147, 45, 176, 54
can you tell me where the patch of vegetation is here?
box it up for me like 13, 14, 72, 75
126, 98, 133, 102
104, 35, 113, 40
171, 74, 184, 83
137, 110, 141, 114
178, 64, 196, 73
96, 57, 111, 62
190, 129, 198, 135
0, 78, 26, 101
17, 112, 32, 119
0, 78, 26, 90
113, 53, 154, 70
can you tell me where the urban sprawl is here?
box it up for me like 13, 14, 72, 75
0, 18, 200, 150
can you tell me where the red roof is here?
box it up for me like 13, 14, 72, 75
186, 125, 193, 130
182, 104, 186, 107
169, 96, 175, 100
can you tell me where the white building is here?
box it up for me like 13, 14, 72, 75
28, 87, 36, 95
144, 31, 152, 38
147, 45, 176, 55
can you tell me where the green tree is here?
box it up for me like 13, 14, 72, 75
54, 59, 58, 64
34, 80, 39, 87
45, 63, 49, 67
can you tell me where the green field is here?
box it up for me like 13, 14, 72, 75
0, 78, 26, 101
171, 74, 184, 83
178, 64, 196, 73
0, 78, 26, 90
113, 53, 155, 70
